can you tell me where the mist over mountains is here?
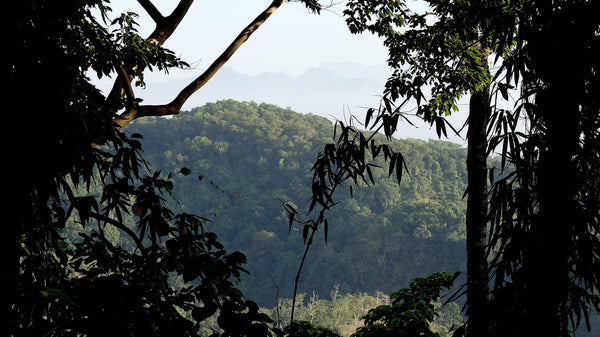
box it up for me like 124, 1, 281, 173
140, 62, 388, 115
122, 62, 467, 143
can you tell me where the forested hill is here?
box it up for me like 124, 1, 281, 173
125, 99, 469, 307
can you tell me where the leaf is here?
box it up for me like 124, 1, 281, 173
180, 167, 192, 176
42, 288, 78, 306
435, 117, 448, 138
462, 185, 469, 200
192, 304, 217, 322
366, 165, 375, 185
156, 179, 174, 191
132, 202, 147, 217
388, 153, 397, 177
498, 82, 510, 100
255, 313, 273, 323
365, 108, 374, 129
246, 300, 260, 314
165, 238, 179, 254
286, 208, 296, 232
395, 153, 405, 184
383, 96, 393, 115
303, 225, 310, 242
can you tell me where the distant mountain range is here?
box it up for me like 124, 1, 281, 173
138, 62, 389, 116
110, 62, 468, 143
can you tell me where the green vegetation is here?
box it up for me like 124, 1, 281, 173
125, 99, 471, 306
9, 0, 599, 336
336, 1, 600, 336
352, 272, 461, 337
263, 282, 463, 337
126, 99, 599, 336
6, 1, 314, 335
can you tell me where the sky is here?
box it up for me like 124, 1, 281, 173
106, 1, 391, 78
98, 1, 468, 143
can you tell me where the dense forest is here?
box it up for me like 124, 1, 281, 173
121, 99, 600, 336
123, 99, 469, 306
10, 1, 599, 336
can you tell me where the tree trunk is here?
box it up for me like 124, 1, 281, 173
520, 6, 584, 334
465, 47, 491, 337
523, 62, 578, 337
520, 83, 575, 337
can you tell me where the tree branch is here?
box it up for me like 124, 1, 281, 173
168, 0, 286, 110
137, 0, 164, 25
109, 0, 194, 129
89, 211, 147, 255
141, 0, 194, 45
113, 0, 286, 129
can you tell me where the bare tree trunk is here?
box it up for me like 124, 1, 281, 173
465, 47, 491, 337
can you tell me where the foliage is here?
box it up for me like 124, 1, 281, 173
284, 321, 342, 337
344, 0, 491, 134
290, 2, 496, 336
263, 287, 462, 337
14, 0, 598, 336
63, 209, 275, 337
334, 0, 600, 336
352, 272, 460, 337
270, 290, 381, 336
6, 2, 276, 336
483, 1, 600, 335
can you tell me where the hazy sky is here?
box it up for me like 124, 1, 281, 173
100, 1, 467, 143
106, 1, 390, 78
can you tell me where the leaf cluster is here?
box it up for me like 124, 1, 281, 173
289, 117, 408, 248
345, 0, 492, 127
7, 2, 274, 337
105, 11, 189, 88
352, 272, 460, 337
284, 321, 342, 337
483, 1, 600, 333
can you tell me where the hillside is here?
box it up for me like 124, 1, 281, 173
125, 99, 469, 307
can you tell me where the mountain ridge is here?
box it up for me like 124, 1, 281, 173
95, 62, 469, 143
